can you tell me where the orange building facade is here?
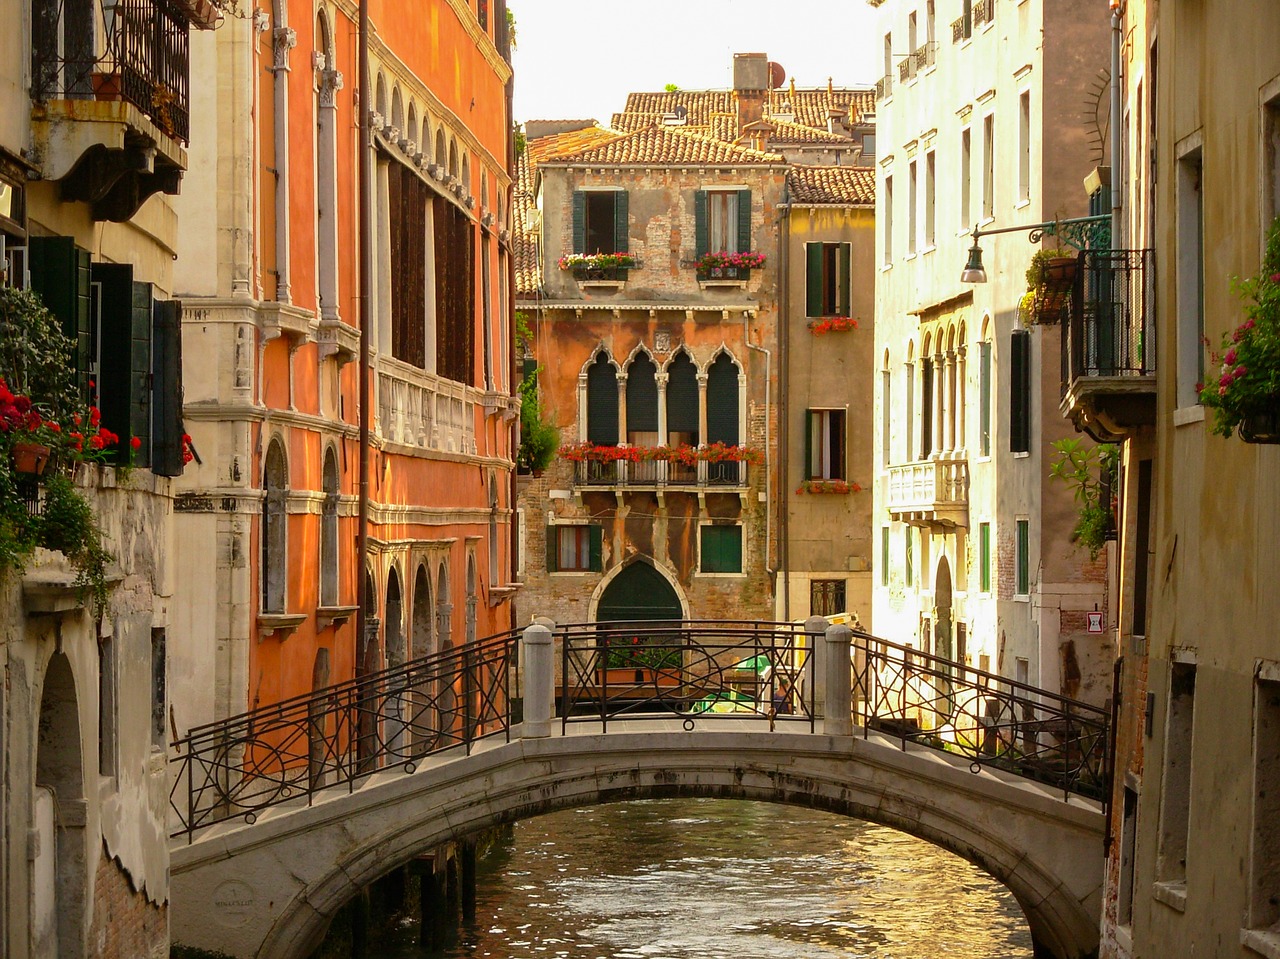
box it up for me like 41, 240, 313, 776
172, 0, 516, 729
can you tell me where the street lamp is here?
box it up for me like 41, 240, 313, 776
958, 215, 1111, 284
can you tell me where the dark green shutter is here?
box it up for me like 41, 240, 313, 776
736, 189, 751, 253
694, 189, 708, 258
700, 526, 717, 571
128, 282, 153, 466
586, 354, 619, 445
626, 354, 658, 432
546, 526, 559, 572
702, 526, 742, 573
1010, 330, 1030, 453
837, 243, 852, 315
91, 262, 133, 458
832, 411, 847, 480
706, 354, 739, 445
572, 190, 586, 253
29, 236, 91, 396
613, 190, 628, 254
151, 299, 184, 476
522, 356, 538, 381
724, 526, 742, 571
805, 243, 823, 317
588, 524, 603, 572
665, 353, 698, 435
803, 410, 814, 480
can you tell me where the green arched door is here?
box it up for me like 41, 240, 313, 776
596, 562, 683, 623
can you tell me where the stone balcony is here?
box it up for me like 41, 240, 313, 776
377, 359, 477, 456
885, 454, 969, 528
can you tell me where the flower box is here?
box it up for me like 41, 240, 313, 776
795, 479, 862, 495
807, 316, 859, 335
572, 265, 628, 282
559, 253, 636, 282
697, 265, 749, 282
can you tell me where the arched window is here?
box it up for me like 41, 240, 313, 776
625, 352, 658, 445
390, 85, 403, 137
920, 331, 935, 459
315, 12, 341, 321
706, 353, 740, 445
488, 474, 499, 587
435, 128, 446, 168
665, 350, 698, 447
448, 139, 459, 180
979, 317, 993, 457
406, 102, 418, 154
262, 439, 288, 612
881, 350, 893, 468
465, 554, 477, 651
412, 564, 433, 659
320, 447, 339, 607
385, 568, 404, 668
586, 351, 619, 445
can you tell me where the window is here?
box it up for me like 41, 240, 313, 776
1157, 660, 1197, 886
960, 0, 973, 39
1010, 329, 1031, 453
388, 163, 429, 368
1249, 676, 1280, 932
920, 351, 934, 459
1018, 91, 1031, 203
262, 439, 288, 613
881, 365, 892, 466
625, 352, 658, 445
547, 525, 602, 573
320, 449, 340, 607
810, 579, 846, 617
1015, 519, 1030, 595
979, 522, 991, 592
905, 527, 914, 587
151, 628, 167, 750
883, 175, 894, 264
1266, 90, 1280, 221
883, 32, 892, 83
979, 339, 992, 456
905, 359, 915, 460
696, 188, 751, 257
982, 113, 995, 220
316, 16, 341, 321
1118, 786, 1139, 926
573, 189, 628, 256
665, 350, 699, 446
434, 195, 475, 383
924, 150, 936, 247
700, 524, 743, 574
806, 409, 846, 480
805, 242, 851, 317
908, 160, 918, 254
706, 353, 742, 483
881, 526, 890, 586
586, 351, 619, 446
98, 634, 116, 776
1176, 145, 1204, 408
960, 128, 972, 227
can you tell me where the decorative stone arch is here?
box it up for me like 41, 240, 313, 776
934, 554, 954, 660
410, 561, 434, 660
320, 445, 340, 608
658, 344, 694, 374
435, 128, 446, 169
465, 552, 478, 647
435, 561, 452, 654
262, 436, 289, 613
461, 153, 470, 193
587, 555, 690, 623
623, 347, 659, 444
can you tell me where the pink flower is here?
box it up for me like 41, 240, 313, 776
1235, 365, 1249, 379
1225, 348, 1238, 365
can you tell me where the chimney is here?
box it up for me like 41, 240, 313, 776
734, 53, 769, 135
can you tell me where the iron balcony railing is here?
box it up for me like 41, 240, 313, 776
1062, 249, 1156, 390
951, 15, 971, 42
913, 41, 938, 71
898, 56, 916, 83
31, 0, 192, 142
874, 74, 893, 99
973, 0, 994, 27
573, 459, 748, 489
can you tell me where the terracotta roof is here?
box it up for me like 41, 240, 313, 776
619, 91, 736, 126
786, 165, 876, 205
785, 88, 876, 128
546, 125, 784, 166
768, 119, 856, 144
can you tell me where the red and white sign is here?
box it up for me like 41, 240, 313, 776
1086, 611, 1104, 634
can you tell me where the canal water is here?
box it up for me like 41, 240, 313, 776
387, 798, 1033, 958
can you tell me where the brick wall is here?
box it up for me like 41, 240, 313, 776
89, 844, 167, 959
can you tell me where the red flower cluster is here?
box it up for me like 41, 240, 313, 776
795, 479, 862, 495
180, 433, 195, 465
807, 316, 860, 335
558, 441, 764, 466
694, 250, 766, 271
0, 376, 119, 460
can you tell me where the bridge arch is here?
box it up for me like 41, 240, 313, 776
200, 730, 1102, 959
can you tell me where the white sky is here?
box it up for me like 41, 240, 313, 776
510, 0, 882, 126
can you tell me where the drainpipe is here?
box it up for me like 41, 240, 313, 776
356, 0, 371, 659
777, 198, 792, 623
1110, 0, 1123, 249
745, 316, 773, 587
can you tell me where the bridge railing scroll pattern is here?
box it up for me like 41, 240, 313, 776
168, 628, 519, 841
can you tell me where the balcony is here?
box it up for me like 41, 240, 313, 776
885, 454, 969, 528
951, 15, 971, 43
913, 41, 938, 72
377, 360, 477, 456
1059, 249, 1156, 443
874, 74, 893, 100
29, 0, 215, 221
573, 459, 748, 491
974, 0, 994, 27
898, 57, 916, 84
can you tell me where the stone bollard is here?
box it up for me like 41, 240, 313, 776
824, 623, 854, 737
804, 615, 829, 719
521, 623, 554, 738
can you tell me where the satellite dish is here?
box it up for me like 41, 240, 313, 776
768, 62, 787, 90
673, 105, 688, 120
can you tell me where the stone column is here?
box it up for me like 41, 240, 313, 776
931, 352, 944, 455
805, 615, 828, 719
271, 26, 295, 303
824, 623, 853, 737
317, 67, 344, 320
521, 623, 553, 738
944, 349, 957, 451
956, 345, 967, 450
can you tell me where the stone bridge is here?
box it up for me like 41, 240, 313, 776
168, 622, 1108, 959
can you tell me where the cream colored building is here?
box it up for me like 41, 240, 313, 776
867, 0, 1113, 704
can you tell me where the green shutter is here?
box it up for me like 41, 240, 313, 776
980, 523, 991, 592
1016, 520, 1029, 594
979, 341, 992, 456
805, 243, 823, 317
694, 189, 708, 258
546, 525, 559, 572
700, 526, 718, 572
705, 354, 739, 445
702, 526, 742, 573
129, 283, 153, 467
626, 354, 658, 432
572, 190, 586, 253
724, 526, 742, 572
588, 524, 603, 572
1010, 330, 1030, 453
29, 236, 91, 397
522, 356, 538, 381
803, 410, 814, 480
151, 299, 184, 476
665, 353, 698, 435
613, 190, 628, 254
881, 527, 889, 586
736, 189, 751, 253
586, 355, 619, 445
833, 410, 847, 480
91, 262, 134, 459
837, 243, 852, 315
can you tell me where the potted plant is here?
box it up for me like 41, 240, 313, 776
558, 252, 636, 281
694, 250, 766, 280
1019, 248, 1079, 326
599, 635, 682, 687
1200, 217, 1280, 442
1049, 438, 1117, 560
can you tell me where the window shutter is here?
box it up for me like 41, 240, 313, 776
613, 190, 628, 254
625, 355, 658, 432
700, 526, 718, 571
545, 526, 559, 572
832, 411, 847, 480
837, 243, 852, 316
522, 356, 538, 381
665, 353, 698, 435
979, 341, 992, 455
28, 235, 91, 396
586, 356, 619, 445
572, 190, 586, 253
803, 409, 814, 480
705, 354, 739, 445
724, 526, 742, 572
1010, 330, 1030, 453
694, 189, 708, 258
588, 524, 603, 572
91, 262, 135, 459
920, 361, 933, 459
128, 282, 153, 467
736, 189, 751, 253
805, 243, 823, 317
151, 299, 184, 476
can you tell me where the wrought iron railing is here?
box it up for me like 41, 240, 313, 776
573, 459, 748, 489
168, 628, 519, 840
913, 41, 938, 71
1062, 249, 1156, 389
951, 15, 971, 43
874, 74, 893, 99
898, 57, 916, 83
973, 0, 994, 27
558, 620, 815, 729
31, 0, 192, 142
852, 629, 1110, 802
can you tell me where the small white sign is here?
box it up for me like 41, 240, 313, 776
1086, 611, 1104, 634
